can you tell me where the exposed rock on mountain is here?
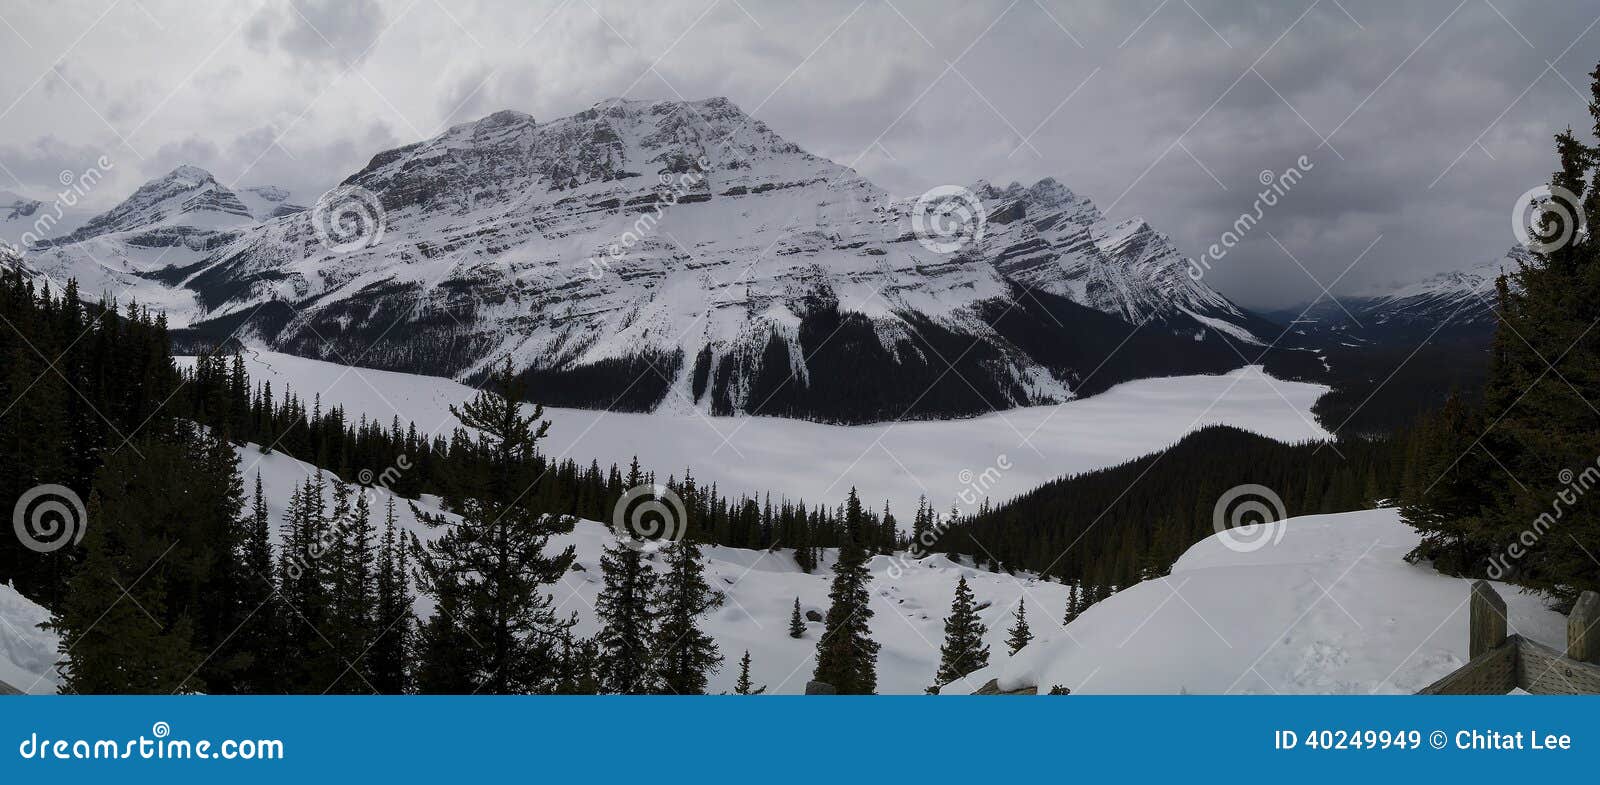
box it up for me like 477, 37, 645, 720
23, 97, 1272, 422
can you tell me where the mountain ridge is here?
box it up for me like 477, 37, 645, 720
20, 96, 1273, 423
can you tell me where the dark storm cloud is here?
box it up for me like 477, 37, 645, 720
0, 0, 1593, 310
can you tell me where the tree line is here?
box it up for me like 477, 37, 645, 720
1399, 63, 1600, 608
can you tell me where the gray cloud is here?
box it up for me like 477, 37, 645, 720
245, 0, 388, 71
0, 0, 1593, 310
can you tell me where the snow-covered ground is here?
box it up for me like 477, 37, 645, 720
179, 349, 1331, 515
0, 443, 1566, 695
0, 581, 59, 694
231, 443, 1067, 696
948, 508, 1567, 695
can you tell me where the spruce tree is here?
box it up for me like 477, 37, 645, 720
1398, 394, 1494, 574
1064, 584, 1082, 626
50, 445, 203, 693
277, 472, 340, 691
812, 500, 879, 694
1006, 597, 1033, 655
733, 649, 764, 694
411, 359, 576, 694
370, 496, 413, 694
327, 488, 379, 693
594, 538, 659, 694
652, 538, 725, 694
234, 471, 282, 693
788, 596, 806, 638
933, 575, 989, 688
1470, 76, 1600, 603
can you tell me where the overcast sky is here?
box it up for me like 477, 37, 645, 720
1, 0, 1595, 309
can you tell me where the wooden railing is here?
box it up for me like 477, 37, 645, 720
1419, 581, 1600, 694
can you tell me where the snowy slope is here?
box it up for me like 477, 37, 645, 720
179, 349, 1331, 515
0, 581, 59, 694
231, 443, 1066, 696
947, 508, 1567, 695
3, 463, 1559, 695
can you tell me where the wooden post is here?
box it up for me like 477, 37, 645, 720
1470, 580, 1507, 660
1568, 591, 1600, 664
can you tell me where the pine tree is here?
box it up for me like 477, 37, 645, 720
411, 359, 576, 694
570, 635, 602, 695
788, 596, 806, 638
1470, 70, 1600, 604
733, 649, 764, 694
812, 508, 880, 694
1064, 584, 1082, 626
178, 424, 252, 693
594, 538, 659, 694
49, 445, 203, 693
327, 488, 379, 692
370, 496, 413, 694
652, 538, 724, 694
910, 496, 933, 555
1398, 394, 1494, 574
277, 472, 340, 691
1006, 597, 1033, 655
234, 471, 282, 693
933, 576, 989, 688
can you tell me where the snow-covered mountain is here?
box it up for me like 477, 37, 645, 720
19, 167, 304, 326
972, 178, 1269, 342
0, 190, 44, 241
22, 97, 1270, 422
1257, 246, 1528, 434
1271, 246, 1526, 338
1348, 245, 1525, 329
0, 188, 94, 250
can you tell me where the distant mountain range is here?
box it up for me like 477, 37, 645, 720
3, 96, 1529, 428
1260, 246, 1527, 433
5, 96, 1285, 424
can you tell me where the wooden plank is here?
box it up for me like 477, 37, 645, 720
1418, 639, 1517, 695
1470, 580, 1507, 659
1567, 591, 1600, 664
1517, 637, 1600, 695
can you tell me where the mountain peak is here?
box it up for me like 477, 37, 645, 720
475, 109, 536, 129
164, 164, 217, 186
43, 163, 249, 246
